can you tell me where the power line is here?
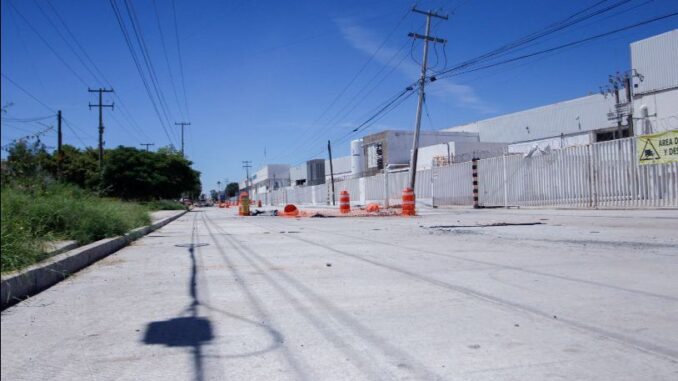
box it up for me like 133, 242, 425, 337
123, 0, 178, 142
6, 0, 89, 87
431, 0, 636, 78
434, 10, 678, 82
268, 7, 413, 164
172, 0, 190, 120
36, 0, 151, 143
109, 0, 177, 146
152, 0, 185, 120
278, 13, 454, 165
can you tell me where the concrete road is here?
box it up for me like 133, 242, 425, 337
2, 207, 677, 380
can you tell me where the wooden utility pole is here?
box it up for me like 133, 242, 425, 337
140, 143, 155, 152
242, 160, 252, 193
88, 88, 114, 168
407, 7, 447, 190
57, 110, 63, 177
175, 121, 190, 156
328, 140, 336, 206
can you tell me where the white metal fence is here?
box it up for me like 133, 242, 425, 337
255, 136, 677, 209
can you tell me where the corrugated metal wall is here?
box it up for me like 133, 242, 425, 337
265, 136, 677, 209
631, 29, 678, 95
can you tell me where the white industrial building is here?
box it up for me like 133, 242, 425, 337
416, 141, 508, 170
631, 29, 678, 135
324, 155, 352, 181
241, 164, 291, 196
357, 130, 480, 176
444, 29, 678, 153
290, 159, 325, 186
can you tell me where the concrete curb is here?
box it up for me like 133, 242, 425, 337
1, 210, 188, 310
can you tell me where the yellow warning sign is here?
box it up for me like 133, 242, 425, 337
637, 130, 678, 165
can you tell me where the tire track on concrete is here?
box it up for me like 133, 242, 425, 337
299, 223, 678, 302
242, 217, 678, 363
203, 212, 446, 380
199, 213, 313, 380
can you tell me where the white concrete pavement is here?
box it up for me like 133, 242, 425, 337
1, 207, 677, 380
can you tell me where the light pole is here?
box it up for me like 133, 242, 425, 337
217, 181, 222, 202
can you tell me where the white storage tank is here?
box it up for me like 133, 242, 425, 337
350, 139, 364, 177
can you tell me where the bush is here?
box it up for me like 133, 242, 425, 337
1, 182, 151, 273
144, 199, 187, 211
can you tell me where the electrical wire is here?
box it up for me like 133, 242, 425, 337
172, 0, 191, 120
152, 0, 185, 120
435, 10, 678, 81
123, 0, 178, 142
267, 7, 412, 164
44, 0, 151, 142
432, 0, 635, 77
109, 0, 177, 146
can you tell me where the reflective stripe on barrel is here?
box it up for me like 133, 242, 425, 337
339, 190, 350, 214
402, 187, 415, 216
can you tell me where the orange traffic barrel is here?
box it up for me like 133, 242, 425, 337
366, 203, 380, 213
239, 191, 250, 216
402, 187, 415, 216
282, 204, 299, 217
339, 190, 350, 214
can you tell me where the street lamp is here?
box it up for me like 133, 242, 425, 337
217, 181, 222, 202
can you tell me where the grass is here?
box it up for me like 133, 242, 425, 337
1, 182, 151, 273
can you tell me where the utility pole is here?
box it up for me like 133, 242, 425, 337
601, 71, 639, 139
88, 88, 114, 169
327, 140, 336, 206
140, 143, 155, 152
242, 160, 252, 194
407, 7, 447, 190
57, 110, 63, 177
175, 122, 191, 156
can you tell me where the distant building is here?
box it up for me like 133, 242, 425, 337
290, 159, 325, 186
416, 141, 508, 170
324, 156, 352, 182
630, 29, 678, 135
359, 130, 479, 176
241, 164, 290, 196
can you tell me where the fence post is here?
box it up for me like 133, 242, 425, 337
472, 157, 480, 208
502, 153, 508, 208
431, 163, 436, 208
384, 170, 390, 208
588, 143, 598, 208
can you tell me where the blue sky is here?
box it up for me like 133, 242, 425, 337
2, 0, 677, 193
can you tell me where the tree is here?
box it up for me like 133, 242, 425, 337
101, 146, 201, 200
225, 182, 239, 198
59, 145, 99, 190
2, 139, 53, 186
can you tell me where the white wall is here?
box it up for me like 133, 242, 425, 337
508, 133, 592, 154
633, 89, 678, 135
386, 131, 479, 165
416, 141, 507, 170
325, 156, 352, 179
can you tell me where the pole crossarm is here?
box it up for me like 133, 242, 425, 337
411, 7, 448, 20
408, 32, 447, 44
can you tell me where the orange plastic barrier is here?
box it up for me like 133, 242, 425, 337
339, 190, 350, 214
401, 187, 415, 216
366, 203, 380, 213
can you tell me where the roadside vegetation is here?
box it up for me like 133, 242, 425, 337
1, 140, 201, 273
